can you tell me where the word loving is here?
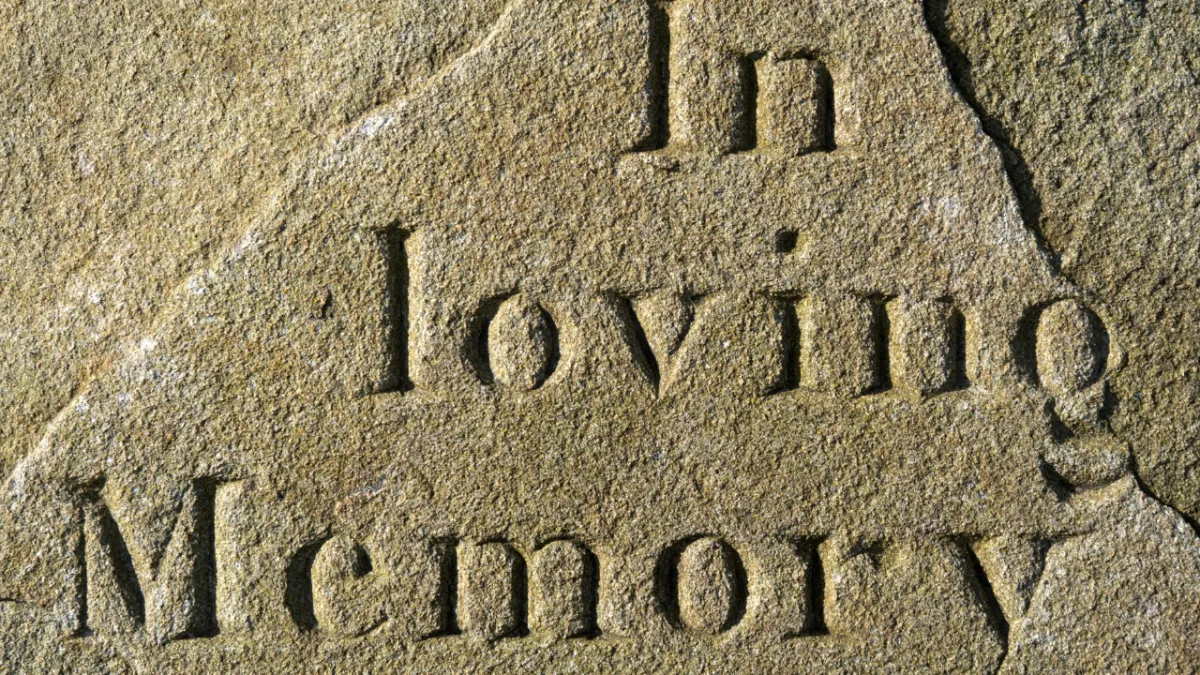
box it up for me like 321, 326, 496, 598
370, 229, 1109, 407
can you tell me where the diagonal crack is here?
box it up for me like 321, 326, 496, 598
1132, 462, 1200, 539
922, 0, 1061, 272
960, 539, 1010, 674
8, 1, 524, 485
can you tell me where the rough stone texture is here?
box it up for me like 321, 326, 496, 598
1, 0, 1199, 672
528, 539, 597, 638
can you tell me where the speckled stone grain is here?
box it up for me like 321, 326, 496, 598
1, 0, 1198, 672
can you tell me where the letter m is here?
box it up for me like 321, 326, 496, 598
75, 479, 232, 643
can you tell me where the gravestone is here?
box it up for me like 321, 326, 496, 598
2, 0, 1199, 672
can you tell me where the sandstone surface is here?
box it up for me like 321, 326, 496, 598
2, 0, 1199, 672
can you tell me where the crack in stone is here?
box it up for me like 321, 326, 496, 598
9, 1, 524, 485
922, 0, 1061, 272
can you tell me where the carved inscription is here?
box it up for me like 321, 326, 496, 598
459, 541, 527, 640
60, 472, 1073, 661
377, 227, 411, 394
799, 294, 884, 397
425, 538, 460, 638
369, 216, 1107, 405
270, 530, 1039, 654
421, 539, 600, 641
670, 537, 747, 634
759, 57, 834, 155
312, 536, 387, 637
81, 493, 145, 635
971, 536, 1050, 626
1029, 300, 1124, 487
529, 540, 599, 639
483, 295, 560, 391
1035, 299, 1108, 426
376, 271, 1104, 403
635, 0, 837, 155
620, 291, 698, 394
890, 298, 966, 396
794, 540, 829, 637
76, 480, 234, 643
4, 0, 1174, 667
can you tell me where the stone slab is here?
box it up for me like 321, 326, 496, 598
2, 0, 1199, 672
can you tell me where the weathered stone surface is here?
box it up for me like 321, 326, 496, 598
2, 0, 1199, 672
890, 296, 963, 396
674, 537, 744, 634
484, 294, 558, 390
528, 539, 597, 638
